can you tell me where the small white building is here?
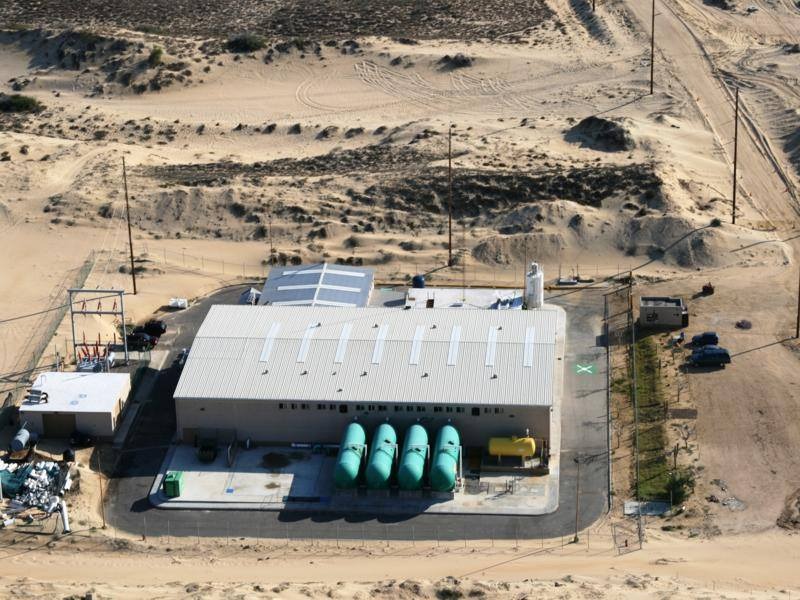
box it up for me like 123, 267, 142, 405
638, 297, 688, 328
19, 372, 132, 439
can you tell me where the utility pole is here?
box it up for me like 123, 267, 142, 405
732, 86, 739, 225
650, 0, 656, 95
573, 455, 582, 543
268, 200, 275, 265
592, 0, 596, 11
122, 156, 137, 295
795, 264, 800, 338
448, 124, 454, 267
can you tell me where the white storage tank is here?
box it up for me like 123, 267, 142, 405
525, 262, 544, 309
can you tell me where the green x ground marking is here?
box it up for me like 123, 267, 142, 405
575, 363, 595, 375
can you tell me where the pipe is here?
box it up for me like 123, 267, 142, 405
59, 500, 70, 534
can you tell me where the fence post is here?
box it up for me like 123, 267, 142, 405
142, 515, 147, 541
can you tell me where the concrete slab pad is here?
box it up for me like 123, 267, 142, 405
150, 444, 559, 516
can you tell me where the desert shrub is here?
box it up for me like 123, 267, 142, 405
344, 235, 362, 249
0, 94, 43, 113
148, 46, 164, 67
227, 33, 266, 53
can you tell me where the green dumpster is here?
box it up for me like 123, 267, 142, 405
163, 471, 184, 498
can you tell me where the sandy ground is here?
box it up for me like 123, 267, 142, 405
2, 0, 800, 596
0, 527, 799, 599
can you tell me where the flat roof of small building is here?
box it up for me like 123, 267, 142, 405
404, 287, 524, 310
259, 263, 373, 307
20, 372, 131, 414
175, 304, 562, 407
640, 296, 684, 307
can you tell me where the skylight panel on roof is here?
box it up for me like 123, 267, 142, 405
259, 323, 281, 362
297, 322, 319, 362
485, 326, 499, 367
335, 323, 352, 364
523, 326, 535, 367
447, 325, 462, 366
371, 324, 389, 364
409, 325, 425, 365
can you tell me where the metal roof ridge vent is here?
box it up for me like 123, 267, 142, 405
409, 325, 425, 365
485, 325, 499, 367
259, 322, 281, 363
523, 326, 535, 368
334, 323, 352, 364
447, 325, 462, 366
297, 322, 318, 362
371, 324, 389, 364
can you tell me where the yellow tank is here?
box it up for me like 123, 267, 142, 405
488, 436, 536, 458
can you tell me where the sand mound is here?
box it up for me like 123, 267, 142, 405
473, 232, 567, 264
565, 116, 635, 152
437, 53, 473, 70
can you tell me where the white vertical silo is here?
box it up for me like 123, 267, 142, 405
525, 262, 544, 309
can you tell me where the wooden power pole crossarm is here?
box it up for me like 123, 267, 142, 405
122, 157, 137, 295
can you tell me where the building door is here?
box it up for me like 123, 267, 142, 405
42, 413, 76, 438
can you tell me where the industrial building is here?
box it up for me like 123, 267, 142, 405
19, 372, 131, 439
173, 302, 563, 449
258, 263, 374, 307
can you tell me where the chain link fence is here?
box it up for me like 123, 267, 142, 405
0, 252, 95, 413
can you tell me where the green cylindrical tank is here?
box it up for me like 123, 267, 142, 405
397, 424, 428, 490
430, 424, 460, 492
365, 423, 397, 489
333, 422, 366, 489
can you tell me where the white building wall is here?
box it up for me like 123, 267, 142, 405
176, 398, 550, 447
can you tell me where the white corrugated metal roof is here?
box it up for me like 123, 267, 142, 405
174, 305, 560, 407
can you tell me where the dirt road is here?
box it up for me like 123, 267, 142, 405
624, 0, 799, 227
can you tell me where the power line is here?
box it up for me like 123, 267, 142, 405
0, 293, 123, 325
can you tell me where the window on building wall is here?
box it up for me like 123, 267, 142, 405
484, 407, 491, 414
445, 407, 453, 413
301, 403, 309, 410
368, 405, 376, 411
291, 403, 297, 410
433, 407, 442, 413
394, 406, 402, 412
456, 407, 465, 414
356, 404, 365, 411
339, 405, 348, 414
279, 403, 285, 410
471, 407, 480, 416
329, 404, 336, 410
494, 407, 503, 414
416, 406, 425, 412
378, 405, 387, 412
406, 406, 414, 412
317, 404, 326, 410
